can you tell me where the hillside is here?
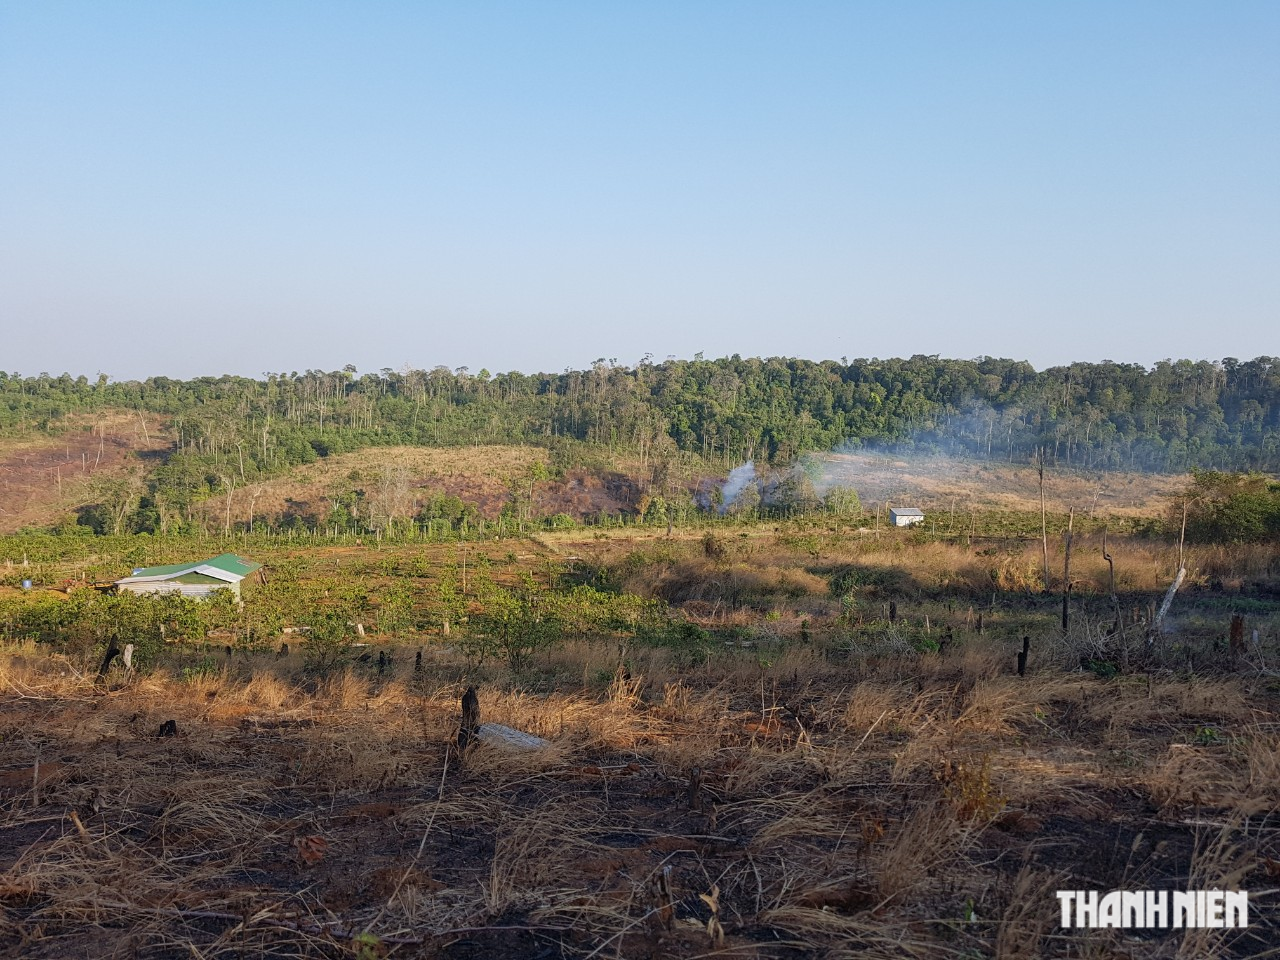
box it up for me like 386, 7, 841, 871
3, 357, 1278, 483
808, 452, 1187, 517
1, 445, 1192, 547
0, 413, 172, 534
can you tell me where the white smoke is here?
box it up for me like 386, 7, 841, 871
719, 461, 757, 514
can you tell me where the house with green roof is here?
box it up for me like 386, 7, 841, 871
114, 554, 262, 599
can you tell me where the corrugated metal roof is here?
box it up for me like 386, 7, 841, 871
203, 553, 261, 576
128, 560, 194, 578
119, 553, 261, 584
172, 572, 231, 585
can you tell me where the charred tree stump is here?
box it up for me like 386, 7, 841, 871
458, 686, 481, 752
414, 650, 423, 674
1017, 637, 1030, 677
889, 601, 897, 623
378, 650, 387, 676
687, 766, 703, 811
157, 719, 178, 738
1102, 530, 1127, 672
650, 865, 675, 931
96, 635, 122, 681
1230, 615, 1246, 658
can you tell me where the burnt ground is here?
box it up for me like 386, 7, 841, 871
0, 415, 172, 534
1, 641, 1277, 960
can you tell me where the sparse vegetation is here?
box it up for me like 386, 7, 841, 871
1, 509, 1277, 957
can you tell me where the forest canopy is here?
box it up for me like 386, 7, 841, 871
3, 355, 1277, 481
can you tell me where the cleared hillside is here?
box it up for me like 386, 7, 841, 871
0, 413, 172, 533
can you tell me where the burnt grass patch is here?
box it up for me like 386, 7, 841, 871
2, 640, 1278, 960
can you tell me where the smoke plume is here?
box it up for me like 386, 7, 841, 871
719, 461, 757, 513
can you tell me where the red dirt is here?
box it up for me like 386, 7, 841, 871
0, 415, 172, 533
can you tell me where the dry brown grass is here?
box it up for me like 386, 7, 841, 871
184, 443, 549, 529
809, 451, 1187, 515
2, 598, 1278, 960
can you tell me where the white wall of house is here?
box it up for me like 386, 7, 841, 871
117, 582, 239, 599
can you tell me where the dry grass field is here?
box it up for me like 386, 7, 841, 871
1, 636, 1277, 959
0, 439, 1274, 958
810, 452, 1187, 518
194, 446, 551, 530
2, 521, 1279, 959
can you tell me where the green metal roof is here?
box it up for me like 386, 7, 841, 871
202, 553, 262, 576
173, 572, 234, 585
127, 554, 261, 580
128, 560, 192, 577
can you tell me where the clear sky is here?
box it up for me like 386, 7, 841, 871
2, 1, 1277, 380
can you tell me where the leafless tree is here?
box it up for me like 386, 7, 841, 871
370, 463, 415, 532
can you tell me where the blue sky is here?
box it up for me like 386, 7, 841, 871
1, 1, 1276, 379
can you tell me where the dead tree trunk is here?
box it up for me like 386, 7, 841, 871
1038, 453, 1050, 592
96, 634, 122, 681
1102, 530, 1127, 671
1061, 509, 1074, 632
1230, 615, 1246, 659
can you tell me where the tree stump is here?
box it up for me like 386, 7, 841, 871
458, 687, 481, 752
1230, 615, 1246, 658
456, 686, 550, 753
687, 766, 703, 811
96, 635, 122, 681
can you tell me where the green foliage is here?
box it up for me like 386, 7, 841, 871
1083, 659, 1120, 679
300, 608, 359, 676
823, 486, 862, 516
376, 583, 415, 637
1182, 470, 1280, 543
416, 492, 477, 529
766, 469, 820, 516
0, 589, 221, 672
179, 656, 222, 682
461, 575, 561, 670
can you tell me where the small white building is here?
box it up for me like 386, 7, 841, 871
114, 553, 261, 599
889, 507, 925, 527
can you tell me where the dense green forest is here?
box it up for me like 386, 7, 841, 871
6, 355, 1278, 469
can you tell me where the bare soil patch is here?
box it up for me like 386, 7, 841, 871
0, 413, 172, 533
